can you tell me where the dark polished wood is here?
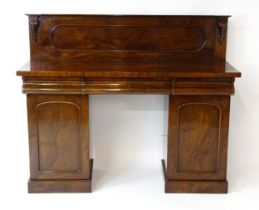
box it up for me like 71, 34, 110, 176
162, 160, 227, 193
28, 159, 93, 193
167, 95, 230, 180
17, 60, 240, 78
27, 94, 90, 180
17, 14, 241, 193
27, 15, 229, 61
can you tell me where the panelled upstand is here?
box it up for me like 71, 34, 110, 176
17, 15, 241, 193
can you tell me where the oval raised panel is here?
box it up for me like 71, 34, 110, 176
50, 25, 207, 52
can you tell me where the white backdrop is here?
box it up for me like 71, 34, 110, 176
0, 1, 258, 210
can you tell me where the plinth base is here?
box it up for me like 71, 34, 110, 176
161, 159, 228, 193
28, 159, 93, 193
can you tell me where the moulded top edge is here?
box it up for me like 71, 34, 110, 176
26, 14, 231, 18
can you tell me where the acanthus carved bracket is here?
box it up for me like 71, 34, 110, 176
216, 18, 227, 43
30, 16, 41, 42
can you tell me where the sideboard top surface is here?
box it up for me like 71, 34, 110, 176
17, 60, 240, 78
27, 14, 231, 17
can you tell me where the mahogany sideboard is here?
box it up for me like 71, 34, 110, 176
17, 14, 241, 193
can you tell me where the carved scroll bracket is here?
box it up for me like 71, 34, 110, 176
30, 16, 41, 42
216, 19, 227, 43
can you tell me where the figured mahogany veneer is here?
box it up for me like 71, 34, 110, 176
17, 14, 241, 193
27, 14, 229, 61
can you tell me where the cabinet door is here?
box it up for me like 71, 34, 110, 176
27, 95, 90, 180
167, 95, 230, 180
